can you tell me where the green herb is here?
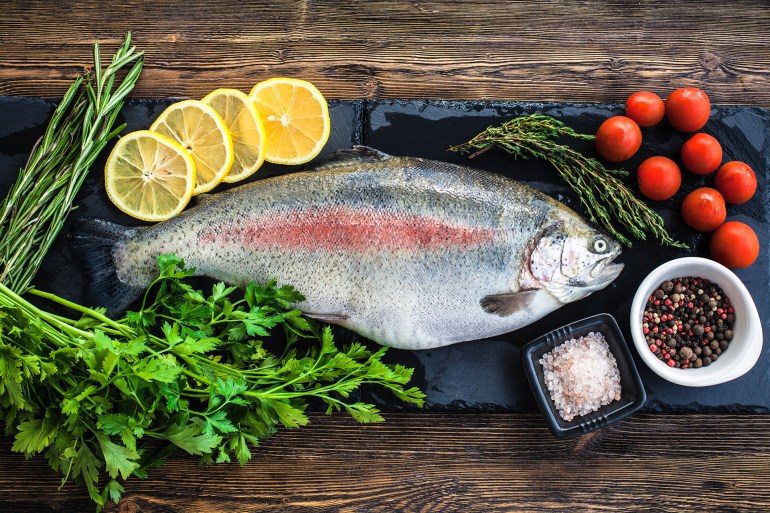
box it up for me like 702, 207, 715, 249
449, 114, 686, 248
0, 254, 425, 510
0, 33, 143, 292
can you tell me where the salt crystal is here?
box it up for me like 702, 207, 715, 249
540, 332, 621, 422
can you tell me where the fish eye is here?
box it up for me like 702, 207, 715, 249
592, 238, 608, 253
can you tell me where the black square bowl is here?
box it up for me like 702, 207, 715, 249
521, 313, 647, 439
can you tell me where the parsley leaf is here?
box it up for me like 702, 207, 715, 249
0, 254, 425, 510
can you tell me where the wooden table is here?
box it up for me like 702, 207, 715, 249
1, 2, 769, 511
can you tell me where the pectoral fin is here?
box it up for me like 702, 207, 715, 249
304, 312, 350, 324
480, 290, 539, 317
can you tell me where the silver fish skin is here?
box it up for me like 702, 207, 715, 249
74, 146, 623, 350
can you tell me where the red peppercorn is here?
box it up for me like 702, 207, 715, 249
704, 326, 711, 332
654, 300, 660, 306
688, 302, 694, 308
667, 360, 675, 367
721, 313, 727, 320
664, 353, 671, 360
643, 327, 650, 334
649, 344, 658, 352
717, 308, 724, 314
728, 307, 734, 314
665, 299, 672, 306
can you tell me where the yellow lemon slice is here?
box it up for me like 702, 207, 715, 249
105, 130, 196, 222
202, 88, 266, 183
249, 78, 330, 165
150, 100, 233, 194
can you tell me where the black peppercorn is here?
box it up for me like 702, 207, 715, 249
643, 276, 735, 371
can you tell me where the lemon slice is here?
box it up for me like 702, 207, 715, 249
150, 100, 233, 194
105, 130, 196, 222
249, 78, 330, 165
202, 88, 266, 183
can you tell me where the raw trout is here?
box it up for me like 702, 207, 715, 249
74, 146, 623, 350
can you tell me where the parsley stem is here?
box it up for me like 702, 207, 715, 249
27, 287, 133, 336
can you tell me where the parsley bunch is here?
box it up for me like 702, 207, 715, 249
0, 254, 425, 510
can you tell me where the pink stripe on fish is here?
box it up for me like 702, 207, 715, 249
202, 206, 496, 252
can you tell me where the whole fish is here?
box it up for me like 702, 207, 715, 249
74, 146, 623, 350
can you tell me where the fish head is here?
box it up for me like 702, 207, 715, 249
529, 213, 623, 304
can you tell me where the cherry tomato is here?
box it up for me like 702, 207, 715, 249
680, 133, 722, 175
681, 187, 726, 232
665, 87, 711, 132
715, 161, 757, 204
595, 116, 642, 162
710, 221, 760, 268
637, 156, 681, 201
625, 91, 665, 127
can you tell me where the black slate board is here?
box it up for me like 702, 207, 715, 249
1, 96, 768, 415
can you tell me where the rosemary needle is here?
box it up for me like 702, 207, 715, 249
0, 33, 144, 292
450, 114, 686, 249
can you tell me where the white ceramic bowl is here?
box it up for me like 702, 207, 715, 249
630, 257, 763, 386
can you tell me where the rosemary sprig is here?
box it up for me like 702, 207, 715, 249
0, 33, 144, 292
449, 114, 686, 248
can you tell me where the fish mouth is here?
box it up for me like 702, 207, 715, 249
589, 259, 624, 283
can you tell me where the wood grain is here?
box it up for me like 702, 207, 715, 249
1, 413, 768, 512
2, 2, 770, 512
1, 1, 769, 105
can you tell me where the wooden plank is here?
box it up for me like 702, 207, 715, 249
1, 413, 769, 512
0, 1, 769, 105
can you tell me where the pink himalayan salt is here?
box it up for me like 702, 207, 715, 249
539, 332, 622, 421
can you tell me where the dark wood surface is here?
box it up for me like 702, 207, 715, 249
2, 413, 770, 513
1, 1, 770, 512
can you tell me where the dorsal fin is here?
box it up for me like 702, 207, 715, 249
307, 146, 393, 171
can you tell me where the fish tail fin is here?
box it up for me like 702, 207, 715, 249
70, 218, 145, 317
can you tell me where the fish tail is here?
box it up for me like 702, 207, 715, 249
70, 218, 145, 317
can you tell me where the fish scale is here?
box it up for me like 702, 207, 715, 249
73, 146, 623, 350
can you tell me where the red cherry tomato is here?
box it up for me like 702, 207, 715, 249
710, 221, 760, 268
715, 161, 757, 204
595, 116, 642, 163
625, 91, 665, 127
681, 187, 726, 232
680, 133, 722, 175
665, 88, 711, 132
637, 156, 681, 201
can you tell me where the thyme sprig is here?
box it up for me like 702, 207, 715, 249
0, 33, 144, 292
449, 114, 686, 248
